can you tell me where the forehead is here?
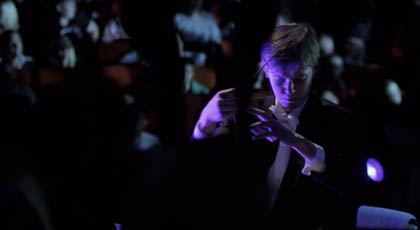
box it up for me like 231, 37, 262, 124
60, 0, 75, 5
10, 33, 20, 40
265, 61, 313, 79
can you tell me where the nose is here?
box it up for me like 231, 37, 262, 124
284, 79, 295, 94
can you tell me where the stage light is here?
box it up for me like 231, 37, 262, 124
366, 158, 384, 182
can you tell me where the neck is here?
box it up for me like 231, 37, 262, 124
275, 96, 309, 116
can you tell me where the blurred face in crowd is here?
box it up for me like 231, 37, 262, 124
0, 0, 19, 31
319, 34, 335, 56
58, 35, 76, 68
385, 79, 403, 106
8, 31, 23, 59
265, 61, 314, 112
57, 0, 77, 19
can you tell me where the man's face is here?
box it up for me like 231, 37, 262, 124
9, 32, 23, 59
58, 0, 77, 19
264, 61, 313, 112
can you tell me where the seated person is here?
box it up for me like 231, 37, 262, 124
174, 0, 222, 94
0, 30, 35, 105
43, 0, 99, 63
0, 0, 19, 33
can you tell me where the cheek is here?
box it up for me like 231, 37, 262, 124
295, 81, 311, 96
303, 81, 312, 93
296, 83, 306, 92
268, 79, 282, 93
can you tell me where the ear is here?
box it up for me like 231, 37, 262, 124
56, 3, 62, 13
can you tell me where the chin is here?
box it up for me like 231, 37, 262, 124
279, 101, 294, 111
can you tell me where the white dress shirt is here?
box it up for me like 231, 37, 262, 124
191, 96, 326, 208
267, 98, 326, 208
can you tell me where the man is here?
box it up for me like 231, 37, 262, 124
55, 0, 99, 43
41, 0, 99, 65
186, 23, 377, 229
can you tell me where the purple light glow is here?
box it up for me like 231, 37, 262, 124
366, 158, 384, 182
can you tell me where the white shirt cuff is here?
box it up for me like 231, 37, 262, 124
301, 143, 326, 176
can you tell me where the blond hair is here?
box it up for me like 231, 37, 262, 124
261, 23, 320, 69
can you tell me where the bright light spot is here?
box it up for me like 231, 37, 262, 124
366, 158, 384, 182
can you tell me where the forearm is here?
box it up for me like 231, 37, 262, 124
292, 134, 326, 176
292, 134, 316, 160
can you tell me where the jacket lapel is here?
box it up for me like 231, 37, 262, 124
271, 93, 323, 211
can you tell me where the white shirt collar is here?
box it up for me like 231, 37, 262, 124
269, 96, 308, 119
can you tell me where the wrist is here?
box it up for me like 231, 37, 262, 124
292, 135, 316, 161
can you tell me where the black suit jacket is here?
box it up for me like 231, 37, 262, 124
179, 93, 379, 230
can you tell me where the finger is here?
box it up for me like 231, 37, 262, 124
250, 126, 267, 135
250, 126, 271, 139
222, 110, 237, 116
252, 131, 271, 141
222, 110, 236, 118
249, 121, 271, 131
247, 106, 267, 116
218, 88, 236, 99
250, 125, 277, 142
247, 106, 270, 122
220, 104, 237, 112
218, 99, 237, 108
219, 105, 237, 113
249, 121, 262, 129
266, 136, 278, 142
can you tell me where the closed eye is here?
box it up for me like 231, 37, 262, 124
273, 76, 286, 84
293, 75, 307, 83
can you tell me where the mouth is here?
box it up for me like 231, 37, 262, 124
282, 97, 297, 103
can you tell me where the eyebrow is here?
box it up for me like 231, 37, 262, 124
272, 70, 310, 79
